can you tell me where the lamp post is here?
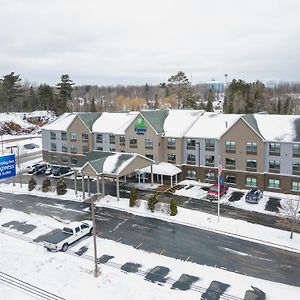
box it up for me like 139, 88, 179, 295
195, 141, 201, 167
88, 194, 100, 277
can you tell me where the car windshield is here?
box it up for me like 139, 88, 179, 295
210, 187, 219, 192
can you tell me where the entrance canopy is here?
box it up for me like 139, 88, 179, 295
76, 150, 154, 178
139, 162, 181, 176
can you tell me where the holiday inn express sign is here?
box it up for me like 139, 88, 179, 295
0, 154, 16, 180
135, 117, 147, 135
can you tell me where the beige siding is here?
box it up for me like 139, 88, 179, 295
220, 118, 264, 173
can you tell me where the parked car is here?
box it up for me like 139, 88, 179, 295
245, 188, 263, 204
45, 165, 60, 175
52, 166, 72, 176
207, 183, 229, 200
28, 163, 49, 174
23, 143, 39, 150
43, 220, 93, 252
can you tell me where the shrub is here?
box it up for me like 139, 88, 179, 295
56, 177, 67, 195
129, 186, 137, 207
170, 199, 178, 216
148, 194, 158, 213
42, 177, 51, 192
28, 176, 37, 191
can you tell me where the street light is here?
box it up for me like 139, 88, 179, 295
87, 194, 100, 277
6, 145, 18, 187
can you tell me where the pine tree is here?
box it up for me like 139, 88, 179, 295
129, 186, 137, 207
28, 176, 37, 191
56, 177, 67, 195
38, 84, 54, 110
56, 74, 74, 114
170, 199, 178, 216
90, 97, 97, 112
148, 194, 158, 212
0, 72, 23, 111
42, 177, 51, 192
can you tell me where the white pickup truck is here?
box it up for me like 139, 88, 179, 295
43, 220, 93, 252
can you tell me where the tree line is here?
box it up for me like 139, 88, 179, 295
0, 71, 299, 115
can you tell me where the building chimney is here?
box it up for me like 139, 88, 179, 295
225, 121, 228, 128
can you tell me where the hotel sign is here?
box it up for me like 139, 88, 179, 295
135, 117, 147, 135
0, 154, 16, 180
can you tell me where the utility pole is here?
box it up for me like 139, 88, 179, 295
88, 194, 100, 277
217, 157, 222, 222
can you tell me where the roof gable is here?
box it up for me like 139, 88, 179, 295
140, 110, 169, 134
77, 112, 102, 130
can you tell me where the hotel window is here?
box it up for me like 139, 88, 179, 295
71, 157, 78, 165
268, 178, 280, 189
205, 155, 215, 166
225, 175, 236, 184
50, 143, 57, 152
96, 146, 103, 151
225, 157, 236, 169
109, 134, 115, 144
293, 144, 300, 156
61, 131, 67, 141
51, 153, 58, 162
119, 135, 125, 146
110, 147, 115, 152
246, 142, 257, 153
62, 144, 68, 153
82, 133, 89, 142
187, 139, 196, 150
167, 138, 176, 149
82, 145, 89, 154
96, 134, 103, 143
269, 143, 280, 155
205, 139, 215, 151
167, 153, 176, 163
50, 131, 56, 140
186, 169, 197, 179
62, 155, 68, 164
269, 160, 280, 172
246, 159, 257, 170
225, 141, 236, 152
70, 132, 77, 142
205, 172, 215, 182
291, 181, 300, 191
245, 177, 257, 187
187, 154, 196, 165
292, 162, 300, 173
145, 138, 153, 149
145, 153, 153, 160
71, 145, 77, 154
129, 138, 137, 148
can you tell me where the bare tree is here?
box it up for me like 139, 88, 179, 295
279, 197, 300, 239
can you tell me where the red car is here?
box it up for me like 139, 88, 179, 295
207, 184, 229, 200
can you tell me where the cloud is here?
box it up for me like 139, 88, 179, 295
0, 0, 299, 85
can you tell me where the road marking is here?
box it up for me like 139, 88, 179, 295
135, 242, 143, 249
185, 256, 190, 261
116, 237, 122, 242
160, 249, 165, 255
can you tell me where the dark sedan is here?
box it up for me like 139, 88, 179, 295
245, 188, 263, 204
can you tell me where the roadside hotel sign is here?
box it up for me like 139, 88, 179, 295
0, 154, 16, 180
135, 117, 147, 135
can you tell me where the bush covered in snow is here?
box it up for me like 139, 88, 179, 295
56, 177, 67, 195
147, 194, 158, 212
28, 176, 37, 191
42, 177, 51, 192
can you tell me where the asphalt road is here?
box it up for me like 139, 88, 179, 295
0, 191, 299, 287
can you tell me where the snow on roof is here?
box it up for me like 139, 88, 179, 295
163, 110, 204, 138
185, 112, 241, 139
103, 153, 135, 174
92, 112, 139, 134
139, 162, 181, 176
42, 113, 77, 131
253, 114, 300, 142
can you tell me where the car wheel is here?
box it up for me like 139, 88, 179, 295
62, 243, 69, 252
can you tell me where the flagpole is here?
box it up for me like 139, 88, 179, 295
218, 172, 220, 222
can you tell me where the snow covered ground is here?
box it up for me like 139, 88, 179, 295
175, 180, 300, 217
1, 208, 300, 300
0, 183, 299, 252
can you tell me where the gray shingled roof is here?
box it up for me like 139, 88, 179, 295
140, 110, 169, 134
77, 112, 102, 130
242, 114, 264, 139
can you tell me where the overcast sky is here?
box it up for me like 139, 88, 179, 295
1, 0, 299, 86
